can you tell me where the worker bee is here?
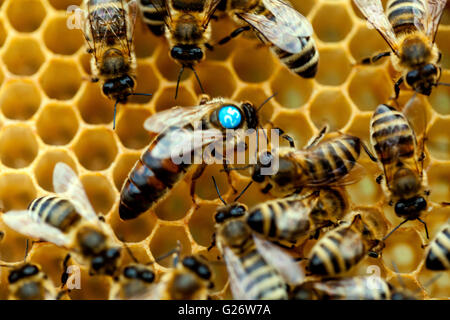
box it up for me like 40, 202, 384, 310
78, 0, 152, 129
249, 128, 377, 197
138, 0, 166, 36
353, 0, 448, 98
216, 0, 318, 78
209, 178, 305, 299
308, 209, 387, 276
425, 220, 450, 271
109, 246, 156, 300
0, 240, 66, 300
2, 163, 122, 278
370, 103, 431, 240
246, 187, 349, 247
119, 94, 264, 220
291, 275, 417, 300
147, 0, 221, 98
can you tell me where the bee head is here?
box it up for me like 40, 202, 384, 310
170, 45, 204, 65
394, 196, 427, 219
214, 203, 247, 224
123, 265, 155, 283
182, 256, 212, 281
91, 247, 122, 276
102, 75, 135, 101
8, 264, 40, 284
406, 64, 439, 96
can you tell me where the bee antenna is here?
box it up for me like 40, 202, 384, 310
123, 243, 139, 264
190, 66, 205, 94
257, 93, 277, 112
418, 273, 442, 294
234, 181, 253, 202
175, 66, 185, 99
130, 93, 153, 97
391, 261, 406, 290
212, 176, 227, 205
24, 239, 30, 262
382, 219, 409, 241
146, 245, 181, 266
113, 99, 120, 130
221, 165, 252, 172
437, 82, 450, 87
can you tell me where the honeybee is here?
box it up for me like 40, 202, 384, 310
217, 0, 318, 78
0, 241, 66, 300
145, 253, 214, 300
79, 0, 151, 129
249, 128, 377, 197
370, 103, 430, 240
119, 94, 263, 220
138, 0, 166, 36
307, 210, 387, 276
209, 178, 305, 299
291, 275, 416, 300
425, 220, 450, 270
2, 163, 122, 278
109, 246, 156, 300
147, 0, 221, 98
246, 187, 349, 247
353, 0, 448, 98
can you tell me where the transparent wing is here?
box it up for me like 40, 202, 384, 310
53, 162, 98, 222
127, 0, 138, 45
253, 235, 305, 285
424, 0, 447, 41
223, 247, 254, 300
238, 6, 312, 54
144, 99, 223, 133
202, 0, 222, 26
2, 210, 70, 247
353, 0, 400, 53
263, 0, 314, 36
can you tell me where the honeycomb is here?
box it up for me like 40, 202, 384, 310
0, 0, 448, 300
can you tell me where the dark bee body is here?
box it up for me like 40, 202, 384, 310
426, 223, 450, 270
7, 264, 58, 300
222, 0, 318, 78
370, 104, 429, 233
291, 276, 392, 300
83, 0, 137, 103
110, 264, 156, 299
252, 133, 366, 197
308, 212, 386, 276
246, 188, 348, 245
119, 97, 259, 220
138, 0, 166, 36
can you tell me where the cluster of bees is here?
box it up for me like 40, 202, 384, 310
0, 0, 448, 300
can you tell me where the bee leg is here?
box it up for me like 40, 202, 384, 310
376, 175, 383, 184
207, 233, 216, 251
360, 51, 390, 65
190, 164, 207, 208
305, 125, 328, 149
424, 190, 430, 196
61, 254, 71, 288
282, 135, 295, 148
214, 26, 252, 47
361, 141, 378, 162
261, 183, 272, 194
392, 78, 403, 100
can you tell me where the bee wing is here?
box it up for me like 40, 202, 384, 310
353, 0, 400, 54
52, 162, 98, 222
2, 210, 70, 247
223, 247, 255, 300
424, 0, 446, 41
202, 0, 222, 26
238, 3, 313, 54
127, 0, 138, 44
253, 235, 305, 285
144, 100, 222, 133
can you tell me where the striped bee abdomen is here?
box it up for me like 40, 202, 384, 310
246, 198, 311, 242
271, 36, 318, 78
119, 126, 193, 220
139, 0, 166, 36
309, 227, 365, 276
371, 104, 415, 165
387, 0, 426, 35
88, 1, 128, 43
426, 225, 450, 270
305, 135, 361, 185
28, 196, 81, 232
239, 246, 288, 299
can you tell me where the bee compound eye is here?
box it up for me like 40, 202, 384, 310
106, 248, 121, 260
406, 70, 420, 85
8, 271, 21, 284
215, 212, 226, 223
139, 270, 155, 283
218, 105, 242, 129
422, 64, 437, 77
197, 265, 211, 280
102, 81, 115, 96
119, 75, 134, 89
22, 265, 39, 276
182, 257, 196, 269
394, 201, 407, 216
92, 256, 104, 270
416, 197, 427, 211
124, 266, 138, 279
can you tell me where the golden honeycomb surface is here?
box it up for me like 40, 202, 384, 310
0, 0, 448, 300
